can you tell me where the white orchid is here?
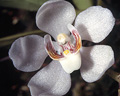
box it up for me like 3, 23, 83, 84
9, 0, 115, 96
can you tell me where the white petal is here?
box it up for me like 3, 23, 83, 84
36, 0, 76, 40
28, 60, 71, 96
9, 35, 48, 72
75, 6, 115, 43
80, 45, 114, 82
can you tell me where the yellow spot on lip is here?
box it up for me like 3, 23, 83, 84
63, 50, 70, 55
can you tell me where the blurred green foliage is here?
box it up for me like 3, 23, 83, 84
0, 0, 47, 11
73, 0, 93, 11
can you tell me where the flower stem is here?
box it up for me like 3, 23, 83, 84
106, 69, 120, 96
0, 30, 45, 47
118, 89, 120, 96
107, 69, 120, 82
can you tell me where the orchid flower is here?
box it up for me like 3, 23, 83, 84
9, 0, 115, 96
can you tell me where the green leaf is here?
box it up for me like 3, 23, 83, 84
26, 0, 47, 5
0, 0, 47, 11
76, 9, 82, 15
0, 30, 46, 47
73, 0, 93, 11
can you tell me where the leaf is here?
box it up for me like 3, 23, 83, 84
26, 0, 47, 5
76, 9, 82, 15
0, 30, 46, 47
0, 0, 47, 11
73, 0, 93, 11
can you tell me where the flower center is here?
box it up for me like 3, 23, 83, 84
44, 24, 82, 60
45, 30, 82, 60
